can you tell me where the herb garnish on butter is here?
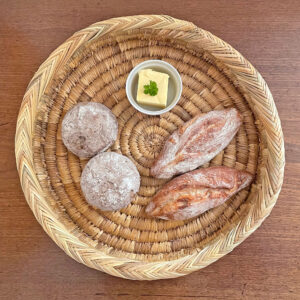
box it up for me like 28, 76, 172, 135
144, 80, 158, 96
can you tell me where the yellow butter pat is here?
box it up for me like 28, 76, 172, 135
137, 69, 169, 108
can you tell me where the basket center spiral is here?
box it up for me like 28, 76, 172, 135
33, 29, 259, 261
142, 131, 164, 157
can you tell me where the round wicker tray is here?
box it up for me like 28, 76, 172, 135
15, 15, 285, 280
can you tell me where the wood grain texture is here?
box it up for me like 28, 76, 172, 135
0, 0, 299, 298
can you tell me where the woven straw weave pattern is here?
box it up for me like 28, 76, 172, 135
15, 15, 284, 280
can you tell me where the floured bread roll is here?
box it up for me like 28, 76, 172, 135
80, 152, 140, 211
62, 102, 118, 158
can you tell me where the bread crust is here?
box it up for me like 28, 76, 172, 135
151, 109, 242, 179
146, 166, 253, 220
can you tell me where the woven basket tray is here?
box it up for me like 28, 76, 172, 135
15, 15, 285, 280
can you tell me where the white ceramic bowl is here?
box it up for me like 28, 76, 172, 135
126, 60, 182, 115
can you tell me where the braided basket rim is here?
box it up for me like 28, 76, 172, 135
15, 15, 285, 280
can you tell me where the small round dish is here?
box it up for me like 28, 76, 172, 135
126, 60, 182, 115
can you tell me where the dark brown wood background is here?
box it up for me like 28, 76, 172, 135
1, 0, 300, 299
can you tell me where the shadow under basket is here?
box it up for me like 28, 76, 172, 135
15, 15, 285, 280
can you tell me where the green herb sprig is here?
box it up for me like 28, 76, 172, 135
144, 80, 158, 96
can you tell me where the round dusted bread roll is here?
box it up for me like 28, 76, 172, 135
62, 102, 118, 158
80, 152, 140, 211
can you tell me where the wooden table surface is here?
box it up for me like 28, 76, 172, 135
1, 0, 300, 299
